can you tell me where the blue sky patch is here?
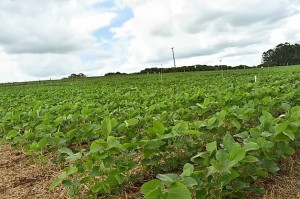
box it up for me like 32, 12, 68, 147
80, 55, 98, 63
92, 6, 134, 41
92, 0, 116, 10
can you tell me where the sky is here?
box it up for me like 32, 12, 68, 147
0, 0, 300, 83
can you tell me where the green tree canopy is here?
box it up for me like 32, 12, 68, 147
261, 42, 300, 67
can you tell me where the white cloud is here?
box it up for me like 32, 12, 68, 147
0, 0, 120, 82
0, 0, 300, 82
0, 0, 115, 54
114, 0, 300, 72
0, 48, 33, 83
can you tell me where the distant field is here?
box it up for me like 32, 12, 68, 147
1, 66, 300, 198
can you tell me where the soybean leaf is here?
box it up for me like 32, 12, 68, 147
216, 150, 229, 162
181, 163, 194, 177
157, 174, 179, 186
223, 134, 240, 151
243, 156, 259, 163
166, 182, 192, 199
49, 171, 67, 190
228, 148, 246, 162
207, 117, 216, 126
101, 117, 111, 138
275, 122, 288, 134
262, 159, 280, 173
153, 120, 165, 136
206, 141, 217, 155
141, 179, 163, 199
172, 122, 189, 134
58, 147, 74, 156
283, 130, 295, 141
244, 142, 261, 151
126, 118, 139, 126
66, 152, 82, 162
38, 137, 47, 149
281, 103, 291, 112
231, 119, 241, 129
182, 177, 198, 188
66, 165, 78, 176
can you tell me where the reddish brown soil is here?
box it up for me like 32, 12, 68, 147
0, 144, 66, 199
248, 150, 300, 199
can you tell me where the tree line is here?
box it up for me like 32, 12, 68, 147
104, 65, 252, 76
136, 42, 300, 74
139, 64, 251, 74
62, 73, 86, 79
261, 42, 300, 67
78, 42, 300, 77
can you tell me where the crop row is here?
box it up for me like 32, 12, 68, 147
1, 67, 300, 198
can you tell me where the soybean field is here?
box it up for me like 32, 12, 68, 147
1, 66, 300, 198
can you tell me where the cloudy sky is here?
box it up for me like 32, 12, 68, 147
0, 0, 299, 82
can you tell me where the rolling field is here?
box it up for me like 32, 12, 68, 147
1, 66, 300, 198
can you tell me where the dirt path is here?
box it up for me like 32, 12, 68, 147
0, 144, 66, 199
249, 150, 300, 199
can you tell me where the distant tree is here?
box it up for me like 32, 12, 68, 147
78, 73, 86, 77
139, 64, 251, 74
66, 73, 87, 79
261, 42, 300, 66
104, 72, 127, 76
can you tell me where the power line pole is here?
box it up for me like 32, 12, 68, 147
171, 47, 176, 67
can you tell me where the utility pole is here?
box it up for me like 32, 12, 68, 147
171, 47, 176, 67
